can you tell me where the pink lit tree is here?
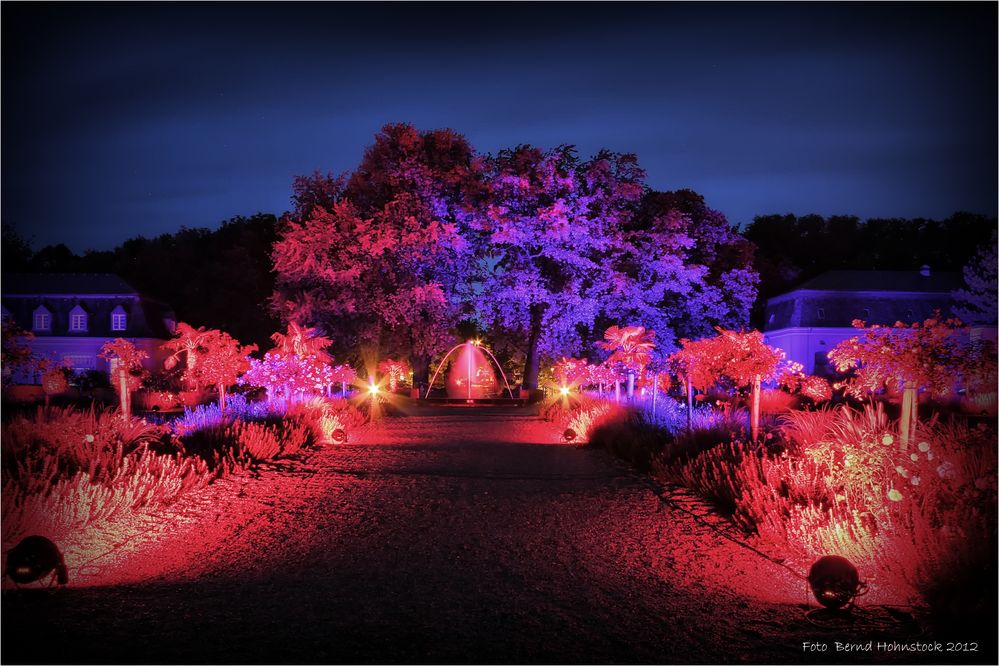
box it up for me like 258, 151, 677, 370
99, 338, 148, 419
599, 325, 656, 400
241, 323, 337, 405
273, 124, 480, 386
828, 316, 996, 450
377, 359, 409, 393
669, 329, 791, 440
163, 323, 257, 412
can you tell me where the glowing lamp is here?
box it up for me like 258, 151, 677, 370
367, 384, 380, 396
808, 555, 864, 609
559, 386, 571, 397
562, 428, 577, 443
6, 536, 68, 586
331, 428, 347, 444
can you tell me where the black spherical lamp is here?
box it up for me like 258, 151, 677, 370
331, 428, 347, 444
562, 428, 577, 443
6, 536, 68, 586
808, 555, 863, 609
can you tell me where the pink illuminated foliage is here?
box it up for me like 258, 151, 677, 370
273, 124, 479, 385
163, 322, 257, 412
669, 328, 796, 440
99, 338, 149, 418
377, 359, 409, 393
599, 325, 657, 399
241, 323, 340, 405
828, 315, 996, 400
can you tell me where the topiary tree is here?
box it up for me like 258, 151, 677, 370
163, 323, 257, 412
377, 359, 409, 393
600, 325, 656, 400
669, 328, 793, 441
99, 338, 148, 419
828, 315, 994, 450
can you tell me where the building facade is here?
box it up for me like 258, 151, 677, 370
762, 268, 970, 376
1, 273, 176, 383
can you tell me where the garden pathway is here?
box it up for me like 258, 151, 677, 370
3, 406, 946, 664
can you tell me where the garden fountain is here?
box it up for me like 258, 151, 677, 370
425, 340, 515, 400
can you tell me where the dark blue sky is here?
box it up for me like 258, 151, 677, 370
3, 2, 996, 252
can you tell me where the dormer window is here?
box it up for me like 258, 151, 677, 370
111, 306, 128, 332
33, 306, 52, 331
69, 305, 88, 332
861, 308, 870, 320
816, 308, 826, 320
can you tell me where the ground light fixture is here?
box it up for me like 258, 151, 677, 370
331, 428, 347, 444
807, 555, 865, 609
367, 383, 380, 396
559, 385, 571, 397
562, 428, 578, 443
5, 535, 68, 586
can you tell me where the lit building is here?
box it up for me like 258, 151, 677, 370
1, 273, 176, 383
762, 267, 971, 376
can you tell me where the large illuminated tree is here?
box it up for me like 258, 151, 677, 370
608, 189, 758, 349
272, 124, 480, 385
471, 145, 644, 389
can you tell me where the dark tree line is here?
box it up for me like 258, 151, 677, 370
2, 217, 280, 350
745, 212, 996, 327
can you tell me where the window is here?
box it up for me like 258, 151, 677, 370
816, 308, 826, 320
111, 306, 127, 332
68, 305, 89, 332
64, 355, 97, 371
32, 306, 51, 331
861, 308, 870, 320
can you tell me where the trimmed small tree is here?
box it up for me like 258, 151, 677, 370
99, 338, 148, 419
828, 316, 993, 450
600, 325, 656, 400
669, 328, 790, 441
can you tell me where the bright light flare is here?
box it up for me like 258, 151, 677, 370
367, 383, 380, 396
559, 386, 571, 397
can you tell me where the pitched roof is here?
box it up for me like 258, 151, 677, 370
1, 273, 139, 296
788, 269, 963, 294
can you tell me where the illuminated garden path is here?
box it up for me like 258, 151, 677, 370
4, 407, 938, 664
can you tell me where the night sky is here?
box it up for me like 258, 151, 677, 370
3, 2, 996, 253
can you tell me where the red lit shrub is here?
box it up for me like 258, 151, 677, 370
652, 403, 997, 608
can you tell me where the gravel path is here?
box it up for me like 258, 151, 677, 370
2, 407, 985, 664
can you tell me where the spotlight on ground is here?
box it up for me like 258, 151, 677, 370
6, 536, 68, 586
808, 555, 864, 609
331, 428, 347, 444
367, 383, 380, 396
559, 386, 571, 397
562, 428, 578, 443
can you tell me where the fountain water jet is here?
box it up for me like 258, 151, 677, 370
425, 341, 515, 400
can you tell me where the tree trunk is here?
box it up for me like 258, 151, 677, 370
341, 381, 348, 397
218, 383, 227, 413
685, 375, 693, 433
614, 380, 621, 403
119, 371, 130, 420
900, 381, 917, 452
751, 375, 761, 442
521, 304, 546, 390
652, 372, 659, 418
627, 371, 635, 401
411, 354, 430, 393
